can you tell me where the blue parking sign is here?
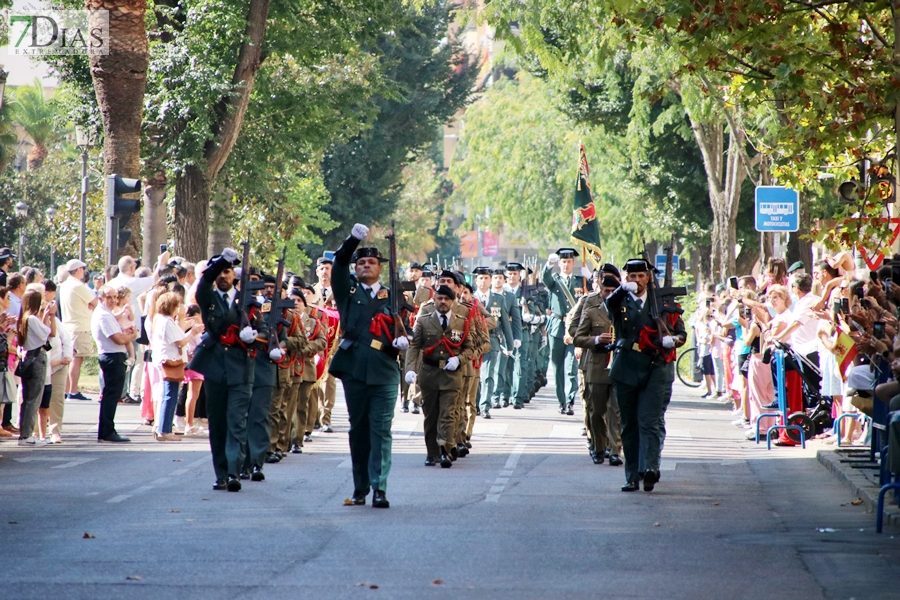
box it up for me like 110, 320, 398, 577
755, 186, 799, 232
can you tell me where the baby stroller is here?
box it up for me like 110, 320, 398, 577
774, 341, 834, 443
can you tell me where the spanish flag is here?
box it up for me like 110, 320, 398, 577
830, 326, 858, 382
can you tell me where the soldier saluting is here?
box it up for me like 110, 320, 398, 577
542, 248, 581, 415
329, 223, 409, 509
606, 259, 686, 492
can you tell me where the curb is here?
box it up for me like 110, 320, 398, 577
816, 448, 900, 531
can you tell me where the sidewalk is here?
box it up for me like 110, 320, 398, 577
817, 443, 900, 530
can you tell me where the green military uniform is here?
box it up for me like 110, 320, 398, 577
189, 251, 266, 488
541, 250, 581, 412
606, 260, 686, 491
495, 275, 522, 407
507, 264, 533, 408
530, 288, 549, 396
473, 279, 513, 417
329, 232, 400, 502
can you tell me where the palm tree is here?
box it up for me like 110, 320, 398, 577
12, 79, 59, 171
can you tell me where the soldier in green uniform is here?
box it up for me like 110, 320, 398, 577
542, 248, 581, 414
189, 248, 266, 492
506, 263, 531, 409
606, 259, 686, 492
473, 266, 513, 419
493, 269, 521, 408
329, 223, 407, 509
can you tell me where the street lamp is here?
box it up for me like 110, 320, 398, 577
0, 67, 8, 110
74, 125, 96, 263
46, 207, 57, 275
15, 201, 28, 267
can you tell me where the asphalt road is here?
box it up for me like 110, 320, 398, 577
1, 379, 899, 599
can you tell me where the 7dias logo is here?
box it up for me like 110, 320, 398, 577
7, 10, 109, 56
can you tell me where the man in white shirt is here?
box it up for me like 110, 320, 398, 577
774, 273, 821, 390
59, 260, 98, 401
91, 286, 137, 442
106, 253, 168, 403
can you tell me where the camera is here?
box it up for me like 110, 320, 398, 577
874, 321, 886, 339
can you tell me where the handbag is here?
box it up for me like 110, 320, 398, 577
161, 359, 186, 382
14, 350, 40, 379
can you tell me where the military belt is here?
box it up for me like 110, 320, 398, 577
423, 356, 447, 369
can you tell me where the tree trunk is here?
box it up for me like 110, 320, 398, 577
207, 193, 232, 257
26, 144, 47, 171
787, 192, 814, 268
87, 0, 148, 261
174, 165, 210, 262
142, 172, 168, 262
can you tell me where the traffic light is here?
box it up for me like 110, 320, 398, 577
837, 180, 861, 204
106, 174, 142, 263
869, 165, 896, 206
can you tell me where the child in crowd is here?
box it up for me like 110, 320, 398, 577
114, 287, 136, 366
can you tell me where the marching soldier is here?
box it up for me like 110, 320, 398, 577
494, 268, 522, 408
459, 282, 495, 445
473, 266, 513, 419
329, 223, 408, 509
189, 248, 266, 492
542, 248, 581, 414
405, 284, 474, 467
313, 257, 338, 432
289, 288, 328, 454
606, 259, 687, 492
506, 263, 531, 409
572, 273, 623, 466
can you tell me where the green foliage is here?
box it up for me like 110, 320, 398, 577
308, 1, 477, 257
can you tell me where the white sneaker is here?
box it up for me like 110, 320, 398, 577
50, 434, 62, 444
745, 429, 757, 440
18, 436, 36, 446
36, 437, 51, 445
174, 416, 186, 431
731, 417, 749, 427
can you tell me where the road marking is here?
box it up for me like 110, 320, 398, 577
391, 420, 419, 440
661, 459, 677, 471
473, 422, 508, 437
107, 495, 131, 503
13, 457, 99, 469
337, 459, 352, 469
666, 429, 693, 440
486, 443, 526, 502
105, 456, 209, 503
548, 424, 583, 438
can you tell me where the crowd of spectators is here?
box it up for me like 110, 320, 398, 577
690, 254, 900, 448
0, 246, 204, 445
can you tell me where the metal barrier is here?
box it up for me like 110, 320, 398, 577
766, 424, 806, 449
876, 483, 900, 533
834, 413, 870, 446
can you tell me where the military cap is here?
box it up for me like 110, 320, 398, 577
438, 269, 457, 282
506, 262, 525, 271
472, 266, 493, 276
600, 263, 620, 278
421, 269, 435, 278
316, 256, 333, 266
492, 268, 507, 277
262, 274, 276, 284
0, 247, 15, 261
423, 263, 439, 272
351, 247, 388, 263
787, 261, 805, 274
556, 248, 579, 259
623, 258, 652, 273
407, 261, 423, 270
435, 285, 456, 300
290, 275, 306, 288
452, 270, 467, 285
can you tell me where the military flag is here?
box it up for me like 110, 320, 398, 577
571, 144, 602, 267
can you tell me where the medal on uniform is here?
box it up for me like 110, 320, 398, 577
490, 307, 501, 318
377, 289, 388, 300
449, 329, 462, 343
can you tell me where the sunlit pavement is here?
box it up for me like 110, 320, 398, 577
2, 379, 899, 599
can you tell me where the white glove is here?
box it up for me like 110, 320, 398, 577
314, 354, 321, 364
221, 247, 239, 263
405, 371, 417, 384
661, 336, 675, 349
547, 253, 559, 265
444, 356, 460, 371
239, 326, 258, 343
392, 336, 410, 350
622, 281, 638, 293
580, 266, 593, 280
351, 223, 369, 240
513, 339, 521, 349
594, 335, 601, 346
269, 348, 285, 361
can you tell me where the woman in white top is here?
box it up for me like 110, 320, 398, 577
16, 289, 56, 445
150, 291, 202, 441
35, 280, 73, 443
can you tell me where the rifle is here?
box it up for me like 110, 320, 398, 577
268, 246, 295, 354
386, 220, 415, 340
238, 238, 254, 329
640, 241, 686, 338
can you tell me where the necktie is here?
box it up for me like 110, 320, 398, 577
636, 298, 643, 309
364, 286, 375, 298
220, 292, 229, 307
441, 315, 448, 331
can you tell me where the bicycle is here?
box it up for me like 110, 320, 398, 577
675, 346, 703, 387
